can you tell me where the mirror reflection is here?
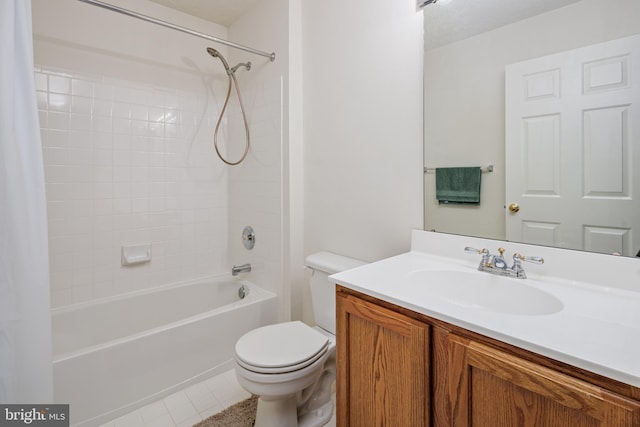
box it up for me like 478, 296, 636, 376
423, 0, 640, 257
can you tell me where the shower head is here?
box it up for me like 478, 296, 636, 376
206, 47, 230, 71
206, 47, 220, 58
206, 47, 251, 76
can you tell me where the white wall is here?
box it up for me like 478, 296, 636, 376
31, 0, 288, 307
424, 0, 640, 240
302, 0, 424, 270
226, 0, 292, 321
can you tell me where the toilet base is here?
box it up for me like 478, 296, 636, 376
299, 400, 333, 427
254, 395, 298, 427
254, 396, 333, 427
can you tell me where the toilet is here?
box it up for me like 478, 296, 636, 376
234, 252, 365, 427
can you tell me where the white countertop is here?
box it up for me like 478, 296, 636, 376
330, 230, 640, 388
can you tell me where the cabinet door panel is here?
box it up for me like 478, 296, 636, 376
337, 293, 430, 427
449, 335, 640, 427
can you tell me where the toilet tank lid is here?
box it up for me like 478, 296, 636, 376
305, 251, 366, 274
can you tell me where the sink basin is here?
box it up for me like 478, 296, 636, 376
405, 270, 563, 316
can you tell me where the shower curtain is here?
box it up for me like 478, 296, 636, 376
0, 0, 54, 403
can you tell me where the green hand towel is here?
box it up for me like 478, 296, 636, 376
435, 167, 481, 204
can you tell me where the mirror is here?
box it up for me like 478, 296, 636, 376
423, 0, 640, 257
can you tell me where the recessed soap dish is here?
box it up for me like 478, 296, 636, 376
121, 244, 152, 266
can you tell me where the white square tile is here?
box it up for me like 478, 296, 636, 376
113, 410, 144, 427
49, 93, 71, 112
93, 149, 113, 167
130, 104, 148, 121
72, 79, 93, 97
69, 131, 91, 149
34, 72, 48, 91
50, 288, 72, 308
163, 95, 180, 110
94, 83, 114, 101
69, 113, 92, 132
139, 400, 170, 424
163, 391, 190, 410
48, 111, 70, 131
113, 102, 132, 119
150, 123, 164, 138
92, 166, 113, 183
93, 183, 114, 200
93, 99, 113, 117
165, 399, 198, 423
132, 120, 149, 136
93, 282, 115, 299
148, 106, 164, 122
197, 402, 225, 421
145, 415, 175, 427
93, 199, 114, 216
71, 284, 94, 304
132, 198, 149, 213
49, 75, 71, 95
113, 117, 132, 134
175, 414, 201, 427
113, 150, 132, 167
92, 116, 112, 133
113, 167, 132, 183
71, 96, 92, 114
184, 383, 220, 413
92, 133, 113, 150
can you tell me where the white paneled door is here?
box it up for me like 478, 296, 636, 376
505, 34, 640, 256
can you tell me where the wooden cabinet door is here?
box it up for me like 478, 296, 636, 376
336, 291, 430, 427
448, 335, 640, 427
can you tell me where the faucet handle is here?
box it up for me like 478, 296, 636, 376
465, 246, 489, 254
513, 253, 544, 264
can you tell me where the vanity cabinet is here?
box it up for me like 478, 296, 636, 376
336, 288, 430, 427
446, 333, 640, 427
336, 286, 640, 427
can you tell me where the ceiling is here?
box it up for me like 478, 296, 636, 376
146, 0, 259, 27
423, 0, 584, 50
146, 0, 584, 49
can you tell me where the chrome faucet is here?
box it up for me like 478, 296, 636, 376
465, 247, 543, 279
232, 263, 252, 276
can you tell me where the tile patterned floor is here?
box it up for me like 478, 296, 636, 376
100, 369, 336, 427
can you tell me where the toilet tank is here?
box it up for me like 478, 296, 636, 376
305, 251, 366, 334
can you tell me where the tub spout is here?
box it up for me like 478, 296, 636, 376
232, 263, 251, 276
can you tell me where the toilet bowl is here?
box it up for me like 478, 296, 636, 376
233, 252, 365, 427
235, 321, 335, 427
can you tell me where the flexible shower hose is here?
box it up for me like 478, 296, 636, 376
213, 70, 250, 166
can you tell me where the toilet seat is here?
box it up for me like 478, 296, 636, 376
235, 321, 329, 374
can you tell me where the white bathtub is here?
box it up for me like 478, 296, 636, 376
52, 277, 277, 427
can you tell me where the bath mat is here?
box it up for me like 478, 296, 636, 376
194, 395, 258, 427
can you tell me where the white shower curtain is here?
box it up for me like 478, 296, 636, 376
0, 0, 54, 403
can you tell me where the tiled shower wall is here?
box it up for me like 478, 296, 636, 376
36, 66, 228, 308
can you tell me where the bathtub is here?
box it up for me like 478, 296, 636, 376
52, 277, 277, 427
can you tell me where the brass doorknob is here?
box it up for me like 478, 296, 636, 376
508, 203, 520, 213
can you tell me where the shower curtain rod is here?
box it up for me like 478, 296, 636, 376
77, 0, 276, 62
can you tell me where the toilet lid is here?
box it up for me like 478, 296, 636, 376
235, 321, 329, 372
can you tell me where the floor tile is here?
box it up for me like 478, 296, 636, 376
98, 368, 336, 427
139, 400, 170, 424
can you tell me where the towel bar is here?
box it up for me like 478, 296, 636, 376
424, 165, 494, 173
